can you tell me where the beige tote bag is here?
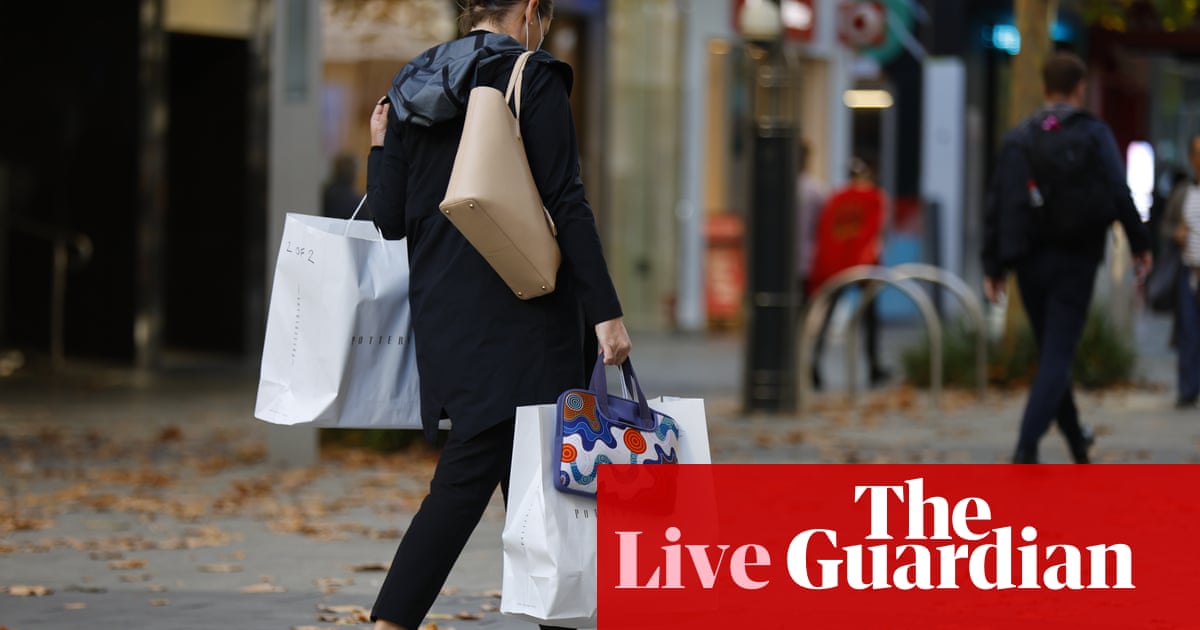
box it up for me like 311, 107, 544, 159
440, 51, 560, 300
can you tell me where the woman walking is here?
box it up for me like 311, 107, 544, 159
1164, 134, 1200, 408
365, 1, 629, 628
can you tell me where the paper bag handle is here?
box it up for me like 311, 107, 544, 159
343, 193, 385, 244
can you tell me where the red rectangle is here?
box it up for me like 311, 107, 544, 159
597, 465, 1200, 629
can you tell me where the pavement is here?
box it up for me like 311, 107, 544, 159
1, 312, 1197, 630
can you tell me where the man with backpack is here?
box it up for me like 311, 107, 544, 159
982, 52, 1152, 464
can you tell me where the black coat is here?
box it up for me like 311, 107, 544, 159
368, 33, 622, 442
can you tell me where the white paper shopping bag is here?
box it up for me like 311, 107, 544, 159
501, 403, 597, 628
254, 211, 426, 429
501, 397, 711, 628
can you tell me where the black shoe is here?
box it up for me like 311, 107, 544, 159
1176, 397, 1198, 409
1069, 428, 1094, 464
811, 366, 823, 391
1012, 447, 1038, 464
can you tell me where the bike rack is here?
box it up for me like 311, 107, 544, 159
798, 265, 943, 413
846, 263, 987, 401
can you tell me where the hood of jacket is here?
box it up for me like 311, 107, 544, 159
387, 32, 555, 128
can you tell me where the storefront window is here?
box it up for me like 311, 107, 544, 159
605, 0, 682, 329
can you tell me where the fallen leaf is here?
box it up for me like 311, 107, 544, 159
64, 602, 88, 610
148, 584, 169, 593
149, 598, 170, 606
12, 517, 56, 531
482, 589, 502, 598
7, 585, 52, 596
313, 603, 371, 624
317, 604, 369, 615
455, 611, 484, 620
315, 577, 353, 593
66, 585, 107, 594
349, 562, 389, 572
197, 563, 242, 573
240, 583, 286, 593
120, 573, 152, 583
109, 558, 148, 570
480, 603, 499, 612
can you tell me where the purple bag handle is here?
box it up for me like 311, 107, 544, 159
589, 354, 654, 430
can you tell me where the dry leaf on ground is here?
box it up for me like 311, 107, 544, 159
197, 563, 243, 573
316, 609, 371, 623
64, 602, 87, 610
109, 558, 148, 570
66, 585, 106, 594
315, 577, 353, 593
317, 604, 370, 615
6, 585, 52, 596
148, 584, 169, 593
149, 598, 170, 606
349, 562, 389, 572
240, 583, 286, 593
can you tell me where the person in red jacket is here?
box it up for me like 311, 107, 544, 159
807, 156, 890, 389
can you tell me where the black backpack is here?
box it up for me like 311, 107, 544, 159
1024, 110, 1115, 239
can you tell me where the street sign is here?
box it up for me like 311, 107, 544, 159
837, 1, 886, 48
836, 0, 913, 64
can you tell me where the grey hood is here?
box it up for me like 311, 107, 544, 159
387, 32, 566, 128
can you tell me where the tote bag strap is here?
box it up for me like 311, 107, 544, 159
503, 51, 537, 124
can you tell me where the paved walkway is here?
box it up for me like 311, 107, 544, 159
1, 313, 1196, 629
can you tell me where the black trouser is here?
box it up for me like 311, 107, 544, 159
371, 420, 569, 630
811, 284, 885, 376
1014, 249, 1097, 458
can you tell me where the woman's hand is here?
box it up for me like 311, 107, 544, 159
595, 317, 632, 365
1176, 222, 1189, 248
370, 98, 390, 147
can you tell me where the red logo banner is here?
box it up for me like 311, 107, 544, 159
597, 465, 1199, 629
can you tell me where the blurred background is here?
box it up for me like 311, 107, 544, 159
0, 0, 1197, 391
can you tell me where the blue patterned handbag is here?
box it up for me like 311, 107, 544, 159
553, 355, 680, 497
